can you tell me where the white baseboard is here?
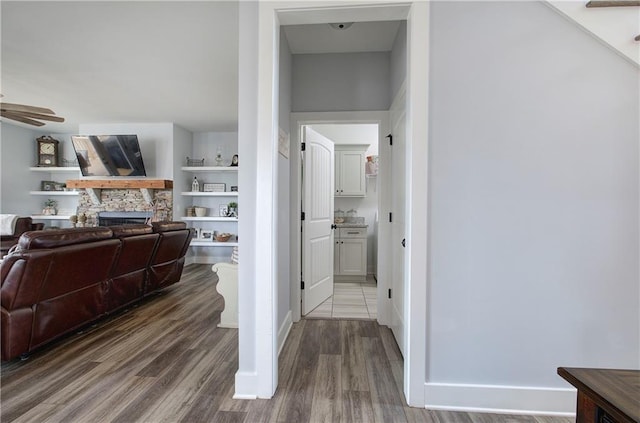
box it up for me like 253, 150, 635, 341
234, 371, 259, 399
424, 382, 576, 416
278, 310, 293, 356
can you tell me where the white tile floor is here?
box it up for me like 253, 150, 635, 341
305, 276, 377, 320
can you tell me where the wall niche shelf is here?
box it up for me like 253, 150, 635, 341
181, 216, 238, 222
29, 166, 80, 172
29, 191, 79, 196
190, 240, 239, 248
181, 192, 239, 197
181, 166, 237, 172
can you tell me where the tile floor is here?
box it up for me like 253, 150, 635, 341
305, 276, 377, 320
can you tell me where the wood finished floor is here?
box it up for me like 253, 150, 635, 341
1, 265, 574, 423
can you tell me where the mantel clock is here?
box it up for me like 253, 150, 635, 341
36, 136, 60, 167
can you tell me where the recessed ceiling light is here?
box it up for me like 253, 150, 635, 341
329, 22, 353, 30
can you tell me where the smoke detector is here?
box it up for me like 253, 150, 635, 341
329, 22, 353, 30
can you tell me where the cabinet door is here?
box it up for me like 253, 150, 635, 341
337, 151, 365, 196
339, 238, 366, 276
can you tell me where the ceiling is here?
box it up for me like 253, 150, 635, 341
1, 1, 401, 134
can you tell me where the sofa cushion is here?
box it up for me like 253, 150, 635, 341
151, 221, 186, 233
18, 227, 113, 250
109, 224, 153, 238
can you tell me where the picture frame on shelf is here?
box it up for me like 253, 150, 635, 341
200, 229, 213, 240
203, 183, 226, 192
219, 205, 228, 217
41, 180, 57, 191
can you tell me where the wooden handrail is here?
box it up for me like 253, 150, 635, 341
586, 0, 640, 7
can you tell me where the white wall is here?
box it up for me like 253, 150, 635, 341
1, 124, 79, 225
278, 29, 293, 341
78, 122, 176, 179
1, 123, 42, 216
292, 52, 391, 112
390, 20, 407, 103
426, 0, 639, 411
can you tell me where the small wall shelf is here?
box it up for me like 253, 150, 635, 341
31, 215, 72, 220
181, 166, 238, 172
190, 240, 239, 247
181, 192, 239, 197
181, 216, 238, 222
29, 167, 80, 172
29, 191, 79, 196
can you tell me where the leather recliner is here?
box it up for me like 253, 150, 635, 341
0, 222, 194, 361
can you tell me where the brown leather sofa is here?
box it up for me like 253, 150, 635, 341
0, 222, 194, 361
0, 217, 44, 256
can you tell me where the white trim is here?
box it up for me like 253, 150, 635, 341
290, 111, 390, 325
258, 1, 429, 406
233, 371, 259, 400
255, 2, 279, 398
404, 1, 429, 407
278, 310, 293, 355
424, 383, 577, 416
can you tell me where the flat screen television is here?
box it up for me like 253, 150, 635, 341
71, 135, 147, 177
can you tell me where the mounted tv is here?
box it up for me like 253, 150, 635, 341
71, 135, 147, 177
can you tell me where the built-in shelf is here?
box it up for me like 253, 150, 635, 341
181, 216, 238, 222
29, 191, 79, 196
190, 240, 239, 247
31, 215, 72, 220
29, 166, 80, 172
181, 166, 238, 172
181, 191, 239, 197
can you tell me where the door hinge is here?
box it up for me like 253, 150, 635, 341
386, 134, 393, 146
301, 142, 306, 151
301, 281, 305, 289
388, 289, 392, 299
301, 212, 305, 221
389, 212, 392, 223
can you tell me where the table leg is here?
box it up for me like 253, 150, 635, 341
576, 391, 598, 423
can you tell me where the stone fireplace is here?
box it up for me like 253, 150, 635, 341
66, 179, 173, 227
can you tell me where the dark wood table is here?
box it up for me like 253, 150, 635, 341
558, 367, 640, 423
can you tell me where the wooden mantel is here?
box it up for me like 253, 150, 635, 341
66, 179, 173, 205
66, 179, 173, 189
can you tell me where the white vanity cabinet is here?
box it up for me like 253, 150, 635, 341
335, 145, 368, 197
334, 226, 367, 281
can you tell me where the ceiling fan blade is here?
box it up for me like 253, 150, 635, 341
0, 102, 55, 115
11, 110, 65, 123
1, 110, 46, 126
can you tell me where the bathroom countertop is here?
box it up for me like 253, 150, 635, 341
334, 216, 367, 228
336, 222, 368, 228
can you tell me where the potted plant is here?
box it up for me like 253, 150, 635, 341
43, 199, 58, 216
227, 202, 238, 217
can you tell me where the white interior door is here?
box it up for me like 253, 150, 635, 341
390, 103, 407, 356
302, 127, 335, 314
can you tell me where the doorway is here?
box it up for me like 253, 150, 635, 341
237, 1, 430, 406
302, 123, 380, 320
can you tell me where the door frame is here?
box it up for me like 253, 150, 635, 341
241, 0, 430, 407
291, 112, 391, 326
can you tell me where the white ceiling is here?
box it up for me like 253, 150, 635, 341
283, 21, 401, 54
1, 1, 401, 134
